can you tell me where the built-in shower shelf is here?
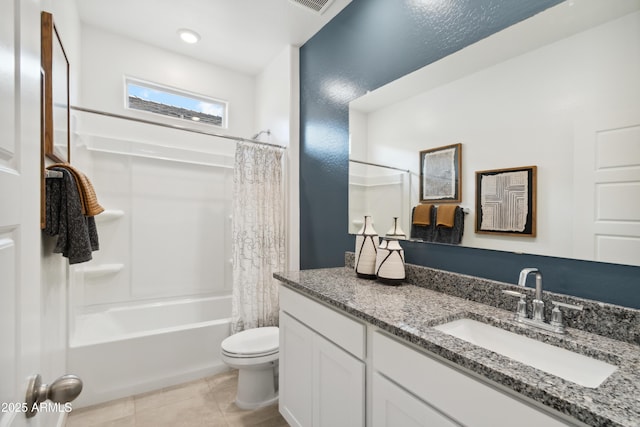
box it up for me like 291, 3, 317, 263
96, 209, 125, 223
83, 263, 124, 279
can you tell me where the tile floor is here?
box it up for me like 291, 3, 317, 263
65, 370, 289, 427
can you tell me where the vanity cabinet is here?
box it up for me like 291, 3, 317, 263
279, 285, 365, 427
372, 372, 459, 427
372, 331, 581, 427
279, 284, 583, 427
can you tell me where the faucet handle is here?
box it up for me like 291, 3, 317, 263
550, 300, 583, 333
552, 300, 583, 311
502, 290, 525, 297
502, 290, 527, 320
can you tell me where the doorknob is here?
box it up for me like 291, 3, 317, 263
24, 374, 83, 418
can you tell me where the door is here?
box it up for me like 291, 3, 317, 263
1, 1, 61, 426
573, 109, 640, 266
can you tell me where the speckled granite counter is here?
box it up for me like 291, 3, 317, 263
274, 266, 640, 427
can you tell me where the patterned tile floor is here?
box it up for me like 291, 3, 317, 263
65, 370, 288, 427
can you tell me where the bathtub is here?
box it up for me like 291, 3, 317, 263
68, 295, 232, 408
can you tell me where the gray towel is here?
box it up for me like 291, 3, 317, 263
433, 206, 464, 245
44, 167, 99, 264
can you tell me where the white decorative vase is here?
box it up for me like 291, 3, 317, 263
376, 239, 405, 285
355, 216, 379, 279
385, 217, 406, 239
374, 239, 389, 276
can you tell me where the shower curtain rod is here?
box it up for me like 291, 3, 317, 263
70, 106, 287, 149
349, 158, 410, 173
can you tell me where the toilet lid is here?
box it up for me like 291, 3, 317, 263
221, 326, 279, 356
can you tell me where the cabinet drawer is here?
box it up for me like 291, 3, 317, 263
373, 331, 575, 427
279, 285, 365, 359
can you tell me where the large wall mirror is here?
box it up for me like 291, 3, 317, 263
349, 0, 640, 267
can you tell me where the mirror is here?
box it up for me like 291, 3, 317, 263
349, 0, 640, 267
348, 160, 412, 235
42, 11, 70, 164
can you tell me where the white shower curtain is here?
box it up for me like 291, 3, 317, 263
231, 141, 286, 333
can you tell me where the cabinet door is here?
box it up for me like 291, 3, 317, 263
372, 373, 461, 427
280, 312, 314, 427
313, 333, 365, 427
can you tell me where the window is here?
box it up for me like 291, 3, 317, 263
125, 77, 227, 128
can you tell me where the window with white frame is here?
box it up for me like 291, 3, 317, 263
125, 77, 228, 128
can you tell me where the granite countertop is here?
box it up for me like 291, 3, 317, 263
275, 267, 640, 427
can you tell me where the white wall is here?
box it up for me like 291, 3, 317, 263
361, 11, 640, 259
256, 45, 300, 270
72, 25, 256, 310
78, 25, 255, 156
39, 2, 81, 418
74, 25, 301, 308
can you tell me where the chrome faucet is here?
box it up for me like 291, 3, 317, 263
518, 268, 545, 322
501, 267, 583, 334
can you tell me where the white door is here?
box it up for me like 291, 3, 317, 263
1, 1, 65, 426
573, 109, 640, 266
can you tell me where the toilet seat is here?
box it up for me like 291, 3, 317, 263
221, 326, 279, 358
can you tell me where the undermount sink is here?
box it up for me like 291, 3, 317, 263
433, 318, 617, 388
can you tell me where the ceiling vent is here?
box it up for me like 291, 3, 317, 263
289, 0, 336, 14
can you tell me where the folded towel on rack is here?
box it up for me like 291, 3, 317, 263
434, 206, 464, 245
436, 204, 458, 228
44, 167, 99, 264
411, 205, 436, 242
412, 204, 433, 225
47, 163, 104, 216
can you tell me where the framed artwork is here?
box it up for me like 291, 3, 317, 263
475, 166, 537, 237
41, 11, 70, 164
419, 143, 461, 203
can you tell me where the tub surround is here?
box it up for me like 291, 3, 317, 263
274, 260, 640, 426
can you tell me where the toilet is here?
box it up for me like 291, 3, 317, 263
220, 326, 279, 410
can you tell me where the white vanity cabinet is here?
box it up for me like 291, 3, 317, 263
372, 331, 582, 427
279, 285, 366, 427
279, 284, 585, 427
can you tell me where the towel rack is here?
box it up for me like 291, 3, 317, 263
45, 170, 63, 179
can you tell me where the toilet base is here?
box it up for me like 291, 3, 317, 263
234, 361, 279, 410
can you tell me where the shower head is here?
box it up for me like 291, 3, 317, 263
251, 129, 271, 140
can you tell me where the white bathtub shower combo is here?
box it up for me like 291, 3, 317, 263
68, 135, 238, 408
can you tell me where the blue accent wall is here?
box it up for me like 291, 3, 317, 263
300, 0, 640, 309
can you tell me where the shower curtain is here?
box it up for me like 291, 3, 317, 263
231, 141, 286, 333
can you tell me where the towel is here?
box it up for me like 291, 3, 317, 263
44, 167, 99, 264
47, 163, 104, 216
412, 204, 433, 225
436, 204, 458, 228
434, 206, 464, 244
411, 205, 436, 241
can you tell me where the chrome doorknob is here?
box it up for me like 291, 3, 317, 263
25, 374, 83, 418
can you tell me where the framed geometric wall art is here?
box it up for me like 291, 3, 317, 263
419, 143, 462, 203
475, 166, 537, 237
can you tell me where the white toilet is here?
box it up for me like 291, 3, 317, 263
220, 326, 279, 410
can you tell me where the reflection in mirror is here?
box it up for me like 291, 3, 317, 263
348, 0, 640, 266
348, 160, 413, 237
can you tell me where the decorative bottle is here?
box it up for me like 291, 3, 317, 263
376, 239, 405, 285
355, 216, 379, 279
385, 217, 406, 239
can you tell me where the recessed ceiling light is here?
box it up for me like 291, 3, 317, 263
177, 29, 200, 44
